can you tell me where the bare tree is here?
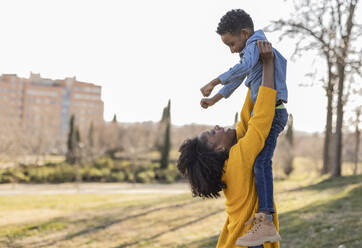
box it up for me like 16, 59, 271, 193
267, 0, 362, 177
353, 107, 361, 175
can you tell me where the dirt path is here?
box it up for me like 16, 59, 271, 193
0, 182, 190, 195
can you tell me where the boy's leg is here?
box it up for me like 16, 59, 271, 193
254, 108, 288, 213
236, 109, 288, 247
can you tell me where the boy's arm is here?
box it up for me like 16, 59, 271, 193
218, 75, 246, 99
235, 89, 253, 140
200, 42, 258, 98
200, 75, 246, 109
200, 78, 220, 97
218, 42, 260, 85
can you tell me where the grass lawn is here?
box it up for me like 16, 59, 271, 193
0, 159, 361, 248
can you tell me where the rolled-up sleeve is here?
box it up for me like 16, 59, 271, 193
218, 75, 246, 98
218, 42, 260, 85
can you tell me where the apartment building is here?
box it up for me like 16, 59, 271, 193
0, 73, 104, 143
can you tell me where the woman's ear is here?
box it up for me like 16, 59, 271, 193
215, 145, 226, 152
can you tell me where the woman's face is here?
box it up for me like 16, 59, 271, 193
198, 125, 236, 152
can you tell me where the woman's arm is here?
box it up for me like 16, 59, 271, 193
237, 41, 276, 168
236, 89, 253, 140
259, 41, 275, 90
235, 41, 274, 141
236, 41, 275, 140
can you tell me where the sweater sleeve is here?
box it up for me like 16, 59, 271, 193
237, 86, 276, 169
236, 89, 254, 140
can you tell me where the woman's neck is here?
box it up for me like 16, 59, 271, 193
226, 129, 237, 152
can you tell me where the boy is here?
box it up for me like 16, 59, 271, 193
200, 9, 288, 247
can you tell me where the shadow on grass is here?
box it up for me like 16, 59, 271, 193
65, 200, 198, 240
6, 175, 361, 248
117, 209, 224, 248
18, 198, 199, 248
176, 234, 219, 248
279, 175, 362, 248
178, 175, 362, 248
288, 174, 362, 192
1, 217, 69, 242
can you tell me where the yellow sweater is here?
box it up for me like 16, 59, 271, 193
216, 87, 280, 248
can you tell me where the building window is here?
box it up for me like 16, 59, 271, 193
27, 89, 57, 97
74, 93, 100, 100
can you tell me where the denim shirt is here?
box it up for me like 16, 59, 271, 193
218, 30, 288, 104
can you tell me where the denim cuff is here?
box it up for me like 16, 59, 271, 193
218, 71, 230, 85
258, 207, 275, 214
218, 88, 229, 99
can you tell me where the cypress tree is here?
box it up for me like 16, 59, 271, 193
234, 112, 238, 128
75, 127, 81, 144
88, 122, 94, 149
160, 100, 171, 169
74, 126, 82, 184
112, 114, 117, 123
66, 115, 77, 164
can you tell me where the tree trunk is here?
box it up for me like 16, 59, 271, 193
283, 114, 294, 175
331, 62, 345, 178
354, 109, 360, 175
321, 62, 334, 175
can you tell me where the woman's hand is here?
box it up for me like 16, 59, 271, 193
257, 41, 275, 89
257, 41, 274, 64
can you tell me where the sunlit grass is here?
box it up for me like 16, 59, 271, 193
0, 158, 361, 247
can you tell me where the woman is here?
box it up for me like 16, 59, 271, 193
177, 41, 280, 248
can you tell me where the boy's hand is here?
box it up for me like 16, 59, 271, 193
200, 83, 214, 97
257, 40, 274, 63
200, 93, 223, 109
200, 78, 221, 97
200, 98, 215, 109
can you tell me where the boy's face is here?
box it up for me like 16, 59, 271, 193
221, 30, 249, 54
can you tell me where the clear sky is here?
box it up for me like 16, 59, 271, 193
0, 0, 360, 133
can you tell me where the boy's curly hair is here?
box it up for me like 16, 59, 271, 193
216, 9, 254, 35
177, 137, 228, 198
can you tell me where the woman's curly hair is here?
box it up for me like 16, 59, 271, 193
216, 9, 254, 35
177, 136, 228, 198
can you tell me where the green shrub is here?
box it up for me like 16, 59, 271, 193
113, 160, 132, 171
0, 158, 180, 184
27, 166, 53, 183
43, 162, 58, 167
155, 163, 181, 183
57, 164, 77, 183
125, 171, 135, 182
86, 168, 103, 181
108, 171, 125, 182
0, 168, 29, 183
136, 170, 155, 183
93, 156, 114, 169
0, 170, 14, 183
26, 164, 77, 183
